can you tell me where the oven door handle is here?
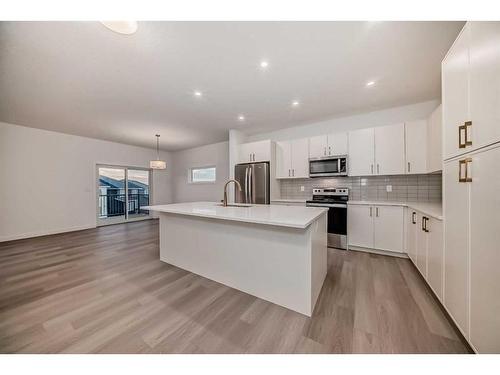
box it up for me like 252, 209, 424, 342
306, 203, 347, 208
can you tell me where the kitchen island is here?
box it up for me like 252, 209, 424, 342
144, 202, 328, 316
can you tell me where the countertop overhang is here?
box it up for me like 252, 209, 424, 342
144, 202, 328, 229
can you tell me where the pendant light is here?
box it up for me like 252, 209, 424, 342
150, 134, 167, 170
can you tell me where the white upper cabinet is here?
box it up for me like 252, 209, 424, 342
275, 138, 309, 178
442, 24, 470, 160
374, 123, 406, 175
469, 22, 500, 151
427, 105, 443, 172
405, 120, 427, 174
290, 138, 309, 178
327, 132, 348, 156
348, 128, 375, 176
308, 135, 328, 159
238, 140, 272, 163
309, 132, 347, 159
443, 22, 500, 160
275, 141, 292, 178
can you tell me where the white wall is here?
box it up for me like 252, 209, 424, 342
245, 100, 440, 142
0, 122, 173, 242
171, 141, 229, 203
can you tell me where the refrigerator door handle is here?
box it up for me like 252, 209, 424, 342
248, 165, 253, 203
244, 167, 249, 203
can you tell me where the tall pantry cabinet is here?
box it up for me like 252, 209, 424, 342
442, 21, 500, 353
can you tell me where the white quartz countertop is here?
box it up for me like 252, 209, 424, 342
144, 202, 327, 229
348, 200, 443, 220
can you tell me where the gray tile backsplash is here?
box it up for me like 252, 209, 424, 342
280, 173, 442, 202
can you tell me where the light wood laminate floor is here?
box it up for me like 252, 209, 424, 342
0, 220, 470, 354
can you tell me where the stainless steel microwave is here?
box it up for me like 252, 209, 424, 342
309, 155, 348, 177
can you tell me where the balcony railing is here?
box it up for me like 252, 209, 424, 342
99, 193, 149, 218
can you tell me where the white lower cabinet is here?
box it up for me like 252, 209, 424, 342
406, 209, 418, 263
444, 157, 470, 339
347, 205, 374, 248
469, 145, 500, 353
373, 206, 404, 253
348, 204, 404, 253
406, 208, 444, 301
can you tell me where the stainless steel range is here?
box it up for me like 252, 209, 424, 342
306, 188, 348, 250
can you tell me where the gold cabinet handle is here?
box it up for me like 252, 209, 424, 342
458, 124, 466, 148
459, 158, 473, 183
412, 211, 416, 224
465, 121, 472, 146
465, 157, 472, 182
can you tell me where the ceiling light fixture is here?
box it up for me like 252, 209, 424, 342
366, 81, 376, 87
292, 100, 300, 107
260, 61, 269, 69
238, 115, 245, 121
150, 134, 167, 170
100, 21, 138, 35
194, 91, 203, 97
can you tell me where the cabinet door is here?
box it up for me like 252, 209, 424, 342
442, 24, 470, 160
375, 123, 405, 175
291, 138, 309, 178
238, 143, 252, 163
348, 128, 375, 176
407, 209, 418, 264
373, 205, 404, 253
347, 205, 374, 248
427, 217, 444, 301
275, 141, 291, 178
416, 212, 428, 277
327, 132, 348, 156
444, 159, 470, 338
427, 104, 443, 172
469, 22, 500, 151
251, 140, 271, 162
309, 135, 328, 159
470, 145, 500, 353
405, 120, 427, 174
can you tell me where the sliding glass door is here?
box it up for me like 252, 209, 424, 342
97, 165, 151, 225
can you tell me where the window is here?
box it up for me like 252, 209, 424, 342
190, 166, 216, 183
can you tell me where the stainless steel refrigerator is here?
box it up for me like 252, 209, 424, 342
234, 162, 270, 204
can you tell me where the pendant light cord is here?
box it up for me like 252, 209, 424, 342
156, 134, 160, 160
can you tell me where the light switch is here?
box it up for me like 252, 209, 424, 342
300, 186, 305, 192
386, 185, 392, 192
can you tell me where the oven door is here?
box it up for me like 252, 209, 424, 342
309, 158, 342, 177
307, 203, 347, 249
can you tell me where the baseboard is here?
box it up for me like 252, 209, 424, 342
348, 245, 408, 258
0, 224, 96, 243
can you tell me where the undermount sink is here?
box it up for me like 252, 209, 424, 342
217, 203, 252, 208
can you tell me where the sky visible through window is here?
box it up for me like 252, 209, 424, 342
191, 167, 216, 183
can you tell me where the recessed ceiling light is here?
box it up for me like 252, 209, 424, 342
194, 91, 203, 97
238, 115, 245, 121
100, 21, 138, 35
260, 61, 269, 69
366, 81, 376, 87
292, 100, 300, 107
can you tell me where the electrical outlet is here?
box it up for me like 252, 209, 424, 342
300, 186, 305, 192
386, 185, 392, 192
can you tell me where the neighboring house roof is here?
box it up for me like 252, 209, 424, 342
99, 176, 148, 190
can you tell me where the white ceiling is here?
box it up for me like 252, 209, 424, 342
0, 21, 464, 151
